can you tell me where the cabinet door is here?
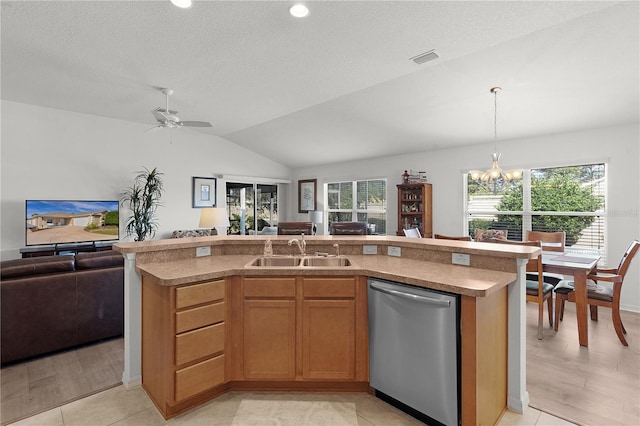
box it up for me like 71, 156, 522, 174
243, 299, 296, 379
302, 299, 355, 380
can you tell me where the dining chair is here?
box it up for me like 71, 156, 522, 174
434, 233, 472, 241
330, 222, 368, 235
276, 222, 313, 235
525, 231, 565, 252
554, 240, 640, 346
525, 230, 566, 285
403, 228, 422, 238
491, 238, 552, 338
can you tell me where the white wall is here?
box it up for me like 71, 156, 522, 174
0, 101, 291, 259
291, 124, 640, 312
2, 101, 638, 311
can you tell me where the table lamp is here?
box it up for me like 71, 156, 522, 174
309, 211, 323, 235
199, 207, 230, 235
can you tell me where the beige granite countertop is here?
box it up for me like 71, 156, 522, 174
116, 235, 537, 297
135, 253, 517, 297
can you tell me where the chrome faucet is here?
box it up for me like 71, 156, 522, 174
333, 243, 340, 257
288, 233, 306, 255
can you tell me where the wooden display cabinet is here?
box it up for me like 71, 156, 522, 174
397, 183, 432, 237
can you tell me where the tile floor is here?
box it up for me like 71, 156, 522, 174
7, 385, 577, 426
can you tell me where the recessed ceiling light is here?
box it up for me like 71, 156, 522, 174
289, 4, 309, 18
170, 0, 192, 9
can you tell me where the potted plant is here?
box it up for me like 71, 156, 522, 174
120, 167, 164, 241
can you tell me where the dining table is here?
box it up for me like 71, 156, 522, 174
542, 251, 600, 347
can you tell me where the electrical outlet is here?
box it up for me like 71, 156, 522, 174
363, 245, 378, 255
388, 246, 402, 257
452, 253, 470, 266
196, 246, 211, 257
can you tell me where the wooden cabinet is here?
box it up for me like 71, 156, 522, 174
397, 183, 432, 237
302, 278, 355, 380
141, 278, 227, 419
242, 278, 296, 379
239, 276, 368, 384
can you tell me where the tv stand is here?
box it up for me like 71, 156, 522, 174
20, 242, 114, 258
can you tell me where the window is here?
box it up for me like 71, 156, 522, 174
466, 163, 606, 255
326, 179, 387, 234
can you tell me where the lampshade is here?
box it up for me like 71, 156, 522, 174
309, 211, 323, 224
199, 207, 230, 229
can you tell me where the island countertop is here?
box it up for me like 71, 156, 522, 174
115, 235, 537, 297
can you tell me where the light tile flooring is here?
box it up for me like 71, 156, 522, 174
4, 302, 639, 425
8, 385, 576, 426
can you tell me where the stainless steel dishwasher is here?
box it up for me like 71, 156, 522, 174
368, 278, 460, 426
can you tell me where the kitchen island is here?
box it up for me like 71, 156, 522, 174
114, 235, 538, 425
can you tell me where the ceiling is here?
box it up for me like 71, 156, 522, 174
2, 1, 638, 168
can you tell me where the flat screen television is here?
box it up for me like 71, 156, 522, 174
26, 200, 120, 246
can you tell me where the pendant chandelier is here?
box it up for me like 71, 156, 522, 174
469, 87, 522, 182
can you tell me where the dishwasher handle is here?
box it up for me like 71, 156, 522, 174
369, 282, 451, 307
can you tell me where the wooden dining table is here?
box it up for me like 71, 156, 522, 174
542, 251, 600, 347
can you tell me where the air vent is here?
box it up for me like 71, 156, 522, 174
410, 50, 439, 65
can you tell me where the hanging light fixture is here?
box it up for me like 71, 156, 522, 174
469, 87, 522, 182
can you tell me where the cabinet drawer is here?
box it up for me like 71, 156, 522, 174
175, 354, 225, 401
303, 278, 356, 298
176, 280, 225, 309
244, 278, 296, 298
176, 302, 224, 334
176, 323, 224, 366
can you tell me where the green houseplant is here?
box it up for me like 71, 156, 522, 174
121, 167, 164, 241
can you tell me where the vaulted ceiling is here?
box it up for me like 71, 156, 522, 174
2, 1, 638, 168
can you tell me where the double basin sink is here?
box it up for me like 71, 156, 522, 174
246, 255, 352, 268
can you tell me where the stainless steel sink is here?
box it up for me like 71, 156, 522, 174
301, 256, 352, 267
245, 255, 352, 268
247, 256, 302, 267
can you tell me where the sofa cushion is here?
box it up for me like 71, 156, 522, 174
1, 274, 78, 364
1, 255, 75, 279
474, 229, 508, 242
76, 250, 124, 269
172, 229, 212, 238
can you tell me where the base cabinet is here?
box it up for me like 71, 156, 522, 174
238, 276, 368, 383
302, 278, 356, 380
141, 277, 227, 419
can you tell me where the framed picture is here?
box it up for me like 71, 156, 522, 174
298, 179, 317, 213
192, 177, 217, 208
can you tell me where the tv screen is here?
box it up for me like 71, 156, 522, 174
26, 200, 120, 246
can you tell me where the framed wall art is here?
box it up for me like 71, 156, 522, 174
192, 176, 217, 208
298, 179, 317, 213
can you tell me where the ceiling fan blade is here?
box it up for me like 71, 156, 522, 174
181, 121, 213, 128
144, 125, 163, 133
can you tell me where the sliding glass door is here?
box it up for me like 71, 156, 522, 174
226, 182, 278, 235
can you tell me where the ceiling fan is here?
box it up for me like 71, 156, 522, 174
147, 88, 212, 132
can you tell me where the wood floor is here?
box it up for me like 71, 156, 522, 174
1, 302, 638, 426
526, 302, 640, 425
0, 337, 123, 425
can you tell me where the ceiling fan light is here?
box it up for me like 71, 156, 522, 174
289, 4, 309, 18
170, 0, 192, 9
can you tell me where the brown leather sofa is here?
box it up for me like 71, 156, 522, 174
1, 250, 124, 365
